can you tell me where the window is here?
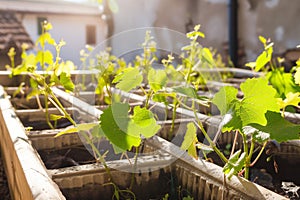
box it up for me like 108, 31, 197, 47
86, 25, 96, 45
37, 17, 47, 35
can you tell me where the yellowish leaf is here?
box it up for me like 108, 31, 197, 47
245, 62, 256, 69
277, 92, 300, 109
294, 67, 300, 85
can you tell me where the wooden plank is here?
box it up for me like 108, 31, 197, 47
0, 85, 66, 200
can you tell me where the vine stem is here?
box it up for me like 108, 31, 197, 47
79, 132, 113, 180
49, 88, 117, 182
105, 83, 112, 101
241, 132, 250, 179
230, 130, 239, 157
250, 141, 267, 167
129, 146, 139, 190
239, 140, 267, 177
47, 87, 75, 124
192, 101, 228, 163
144, 88, 154, 109
169, 101, 179, 139
44, 93, 54, 129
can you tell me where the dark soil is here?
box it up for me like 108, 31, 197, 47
21, 118, 73, 130
35, 137, 300, 200
38, 146, 96, 169
37, 145, 189, 200
0, 151, 11, 200
206, 142, 300, 200
38, 141, 146, 169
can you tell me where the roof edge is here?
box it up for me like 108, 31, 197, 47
0, 0, 103, 16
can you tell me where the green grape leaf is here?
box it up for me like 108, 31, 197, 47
12, 53, 36, 75
281, 72, 300, 95
50, 114, 65, 121
173, 86, 198, 99
202, 47, 215, 65
250, 111, 300, 142
60, 72, 75, 92
162, 194, 169, 200
215, 78, 280, 132
248, 36, 273, 72
183, 196, 194, 200
44, 22, 53, 31
277, 92, 300, 109
24, 53, 37, 72
36, 50, 53, 66
11, 64, 26, 76
152, 93, 167, 103
212, 86, 238, 115
186, 25, 205, 39
50, 72, 60, 86
295, 67, 300, 85
223, 150, 246, 179
29, 78, 38, 89
128, 106, 161, 138
113, 67, 143, 92
12, 82, 25, 98
95, 77, 106, 95
148, 68, 167, 92
221, 107, 243, 132
245, 62, 256, 70
37, 32, 56, 48
91, 124, 103, 139
55, 123, 98, 137
267, 69, 300, 98
152, 92, 176, 103
7, 47, 16, 59
26, 88, 40, 100
239, 77, 279, 126
255, 46, 272, 71
99, 103, 141, 152
259, 35, 267, 45
132, 106, 154, 127
55, 61, 75, 77
181, 122, 198, 159
267, 69, 287, 97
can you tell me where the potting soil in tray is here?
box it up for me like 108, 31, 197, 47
0, 151, 11, 200
59, 168, 176, 200
37, 139, 158, 170
21, 118, 73, 130
38, 146, 96, 169
206, 142, 300, 200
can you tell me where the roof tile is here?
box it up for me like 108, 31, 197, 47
0, 11, 33, 52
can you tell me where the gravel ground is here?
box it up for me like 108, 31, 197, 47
0, 152, 11, 200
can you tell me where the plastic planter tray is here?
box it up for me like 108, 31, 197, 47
0, 85, 290, 199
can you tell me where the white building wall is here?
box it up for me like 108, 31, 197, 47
110, 0, 190, 57
111, 0, 300, 65
21, 13, 107, 67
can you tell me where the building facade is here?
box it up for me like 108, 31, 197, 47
0, 0, 108, 67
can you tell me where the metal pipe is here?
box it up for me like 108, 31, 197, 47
228, 0, 238, 67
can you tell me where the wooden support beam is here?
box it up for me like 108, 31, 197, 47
0, 85, 65, 200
